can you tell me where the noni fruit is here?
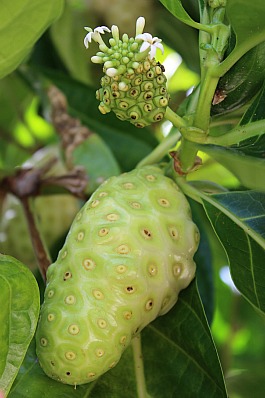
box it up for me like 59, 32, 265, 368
36, 165, 199, 385
84, 17, 169, 128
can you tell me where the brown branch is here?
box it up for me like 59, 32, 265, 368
20, 196, 51, 282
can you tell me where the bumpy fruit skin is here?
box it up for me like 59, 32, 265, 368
36, 165, 199, 385
96, 60, 169, 128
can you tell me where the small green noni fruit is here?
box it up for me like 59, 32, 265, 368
36, 165, 199, 385
84, 17, 169, 127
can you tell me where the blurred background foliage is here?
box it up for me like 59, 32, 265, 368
0, 1, 265, 397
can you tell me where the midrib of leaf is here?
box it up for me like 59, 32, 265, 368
203, 195, 265, 249
246, 234, 261, 309
148, 323, 221, 391
184, 184, 265, 249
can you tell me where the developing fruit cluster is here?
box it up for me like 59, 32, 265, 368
84, 17, 170, 127
36, 165, 199, 386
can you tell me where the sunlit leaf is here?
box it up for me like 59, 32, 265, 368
200, 145, 265, 191
0, 0, 64, 79
0, 254, 40, 396
159, 0, 201, 29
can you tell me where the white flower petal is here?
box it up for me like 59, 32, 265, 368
152, 36, 162, 43
155, 42, 164, 54
84, 32, 93, 48
140, 41, 150, 53
96, 26, 111, 34
149, 45, 157, 60
135, 33, 146, 41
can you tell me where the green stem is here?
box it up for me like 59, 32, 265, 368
193, 69, 220, 131
177, 139, 199, 173
164, 107, 187, 129
132, 334, 150, 398
205, 119, 265, 146
136, 131, 181, 168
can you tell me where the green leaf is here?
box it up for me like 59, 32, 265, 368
211, 42, 265, 116
50, 1, 91, 84
200, 145, 265, 191
156, 3, 200, 73
226, 0, 265, 48
11, 282, 227, 397
218, 0, 265, 75
72, 133, 121, 194
159, 0, 202, 30
0, 0, 64, 79
201, 191, 265, 314
0, 254, 40, 396
232, 81, 265, 158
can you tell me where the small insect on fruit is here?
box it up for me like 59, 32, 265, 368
36, 165, 199, 385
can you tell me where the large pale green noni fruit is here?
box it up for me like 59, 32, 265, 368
36, 165, 199, 385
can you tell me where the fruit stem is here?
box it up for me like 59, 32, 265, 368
136, 131, 181, 168
165, 107, 187, 130
21, 197, 51, 282
132, 334, 150, 398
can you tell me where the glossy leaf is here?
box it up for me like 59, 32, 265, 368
10, 282, 227, 397
0, 254, 40, 396
232, 81, 265, 158
0, 0, 64, 79
201, 191, 265, 314
211, 42, 265, 116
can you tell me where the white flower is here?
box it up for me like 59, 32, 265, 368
84, 26, 110, 48
136, 33, 164, 59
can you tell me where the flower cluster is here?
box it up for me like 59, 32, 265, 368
84, 17, 169, 127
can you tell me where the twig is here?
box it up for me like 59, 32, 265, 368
20, 196, 51, 282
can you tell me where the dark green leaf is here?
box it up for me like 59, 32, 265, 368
211, 42, 265, 116
0, 254, 40, 396
232, 81, 265, 158
202, 191, 265, 314
0, 0, 64, 79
